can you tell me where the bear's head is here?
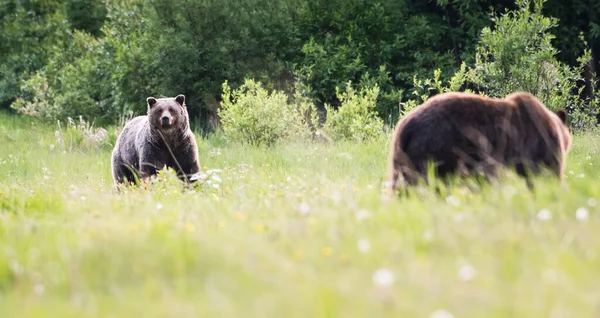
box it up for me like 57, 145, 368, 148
146, 94, 189, 133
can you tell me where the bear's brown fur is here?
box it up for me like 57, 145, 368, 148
387, 91, 572, 195
111, 94, 201, 187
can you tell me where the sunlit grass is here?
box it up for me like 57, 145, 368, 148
1, 113, 600, 317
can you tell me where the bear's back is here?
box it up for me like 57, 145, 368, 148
118, 116, 147, 142
397, 92, 513, 145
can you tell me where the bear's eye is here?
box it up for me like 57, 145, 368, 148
168, 107, 174, 113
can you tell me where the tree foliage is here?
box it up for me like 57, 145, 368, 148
400, 0, 598, 130
1, 0, 599, 130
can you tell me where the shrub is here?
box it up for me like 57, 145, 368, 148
218, 79, 317, 146
140, 0, 303, 121
398, 63, 470, 118
0, 0, 71, 109
398, 0, 599, 131
559, 47, 599, 130
11, 0, 149, 124
469, 0, 598, 129
469, 0, 561, 100
322, 82, 384, 142
11, 72, 58, 121
294, 0, 463, 122
11, 30, 112, 123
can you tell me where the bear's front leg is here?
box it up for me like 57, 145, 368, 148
138, 152, 165, 184
174, 142, 201, 183
176, 156, 201, 183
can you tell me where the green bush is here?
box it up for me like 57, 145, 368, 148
0, 0, 71, 108
295, 0, 460, 122
4, 0, 599, 130
11, 71, 58, 121
470, 0, 561, 100
322, 82, 384, 142
469, 0, 598, 129
218, 79, 317, 146
139, 0, 303, 121
12, 30, 115, 123
11, 0, 149, 124
398, 0, 599, 131
398, 63, 470, 118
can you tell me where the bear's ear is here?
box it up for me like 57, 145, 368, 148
147, 97, 157, 109
175, 94, 185, 106
555, 109, 567, 124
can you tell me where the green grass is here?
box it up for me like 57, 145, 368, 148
1, 113, 600, 317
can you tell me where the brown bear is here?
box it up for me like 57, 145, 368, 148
387, 91, 572, 195
111, 94, 201, 187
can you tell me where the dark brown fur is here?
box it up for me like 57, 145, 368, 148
387, 91, 572, 195
111, 94, 201, 187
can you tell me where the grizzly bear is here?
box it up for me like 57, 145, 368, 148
387, 91, 572, 195
111, 94, 201, 187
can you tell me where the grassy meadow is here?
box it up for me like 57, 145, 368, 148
1, 112, 600, 317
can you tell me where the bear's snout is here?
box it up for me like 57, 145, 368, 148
161, 116, 170, 125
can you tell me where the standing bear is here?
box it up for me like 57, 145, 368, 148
387, 91, 572, 195
111, 94, 201, 187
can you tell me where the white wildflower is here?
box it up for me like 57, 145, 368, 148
588, 198, 597, 207
331, 191, 342, 204
542, 269, 558, 284
299, 203, 310, 215
457, 263, 477, 281
357, 238, 371, 253
33, 283, 45, 296
502, 185, 517, 200
208, 148, 222, 157
430, 309, 454, 318
445, 195, 460, 207
576, 207, 589, 221
453, 213, 464, 223
423, 230, 434, 241
356, 209, 370, 221
372, 268, 395, 287
537, 208, 552, 221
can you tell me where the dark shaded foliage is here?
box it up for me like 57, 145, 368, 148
1, 0, 598, 128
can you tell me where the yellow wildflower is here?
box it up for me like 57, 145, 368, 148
321, 246, 333, 257
185, 223, 196, 232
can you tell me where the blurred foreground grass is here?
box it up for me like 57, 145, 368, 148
1, 113, 600, 317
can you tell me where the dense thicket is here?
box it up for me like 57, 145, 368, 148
1, 0, 599, 128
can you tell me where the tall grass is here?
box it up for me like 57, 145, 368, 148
1, 113, 600, 317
